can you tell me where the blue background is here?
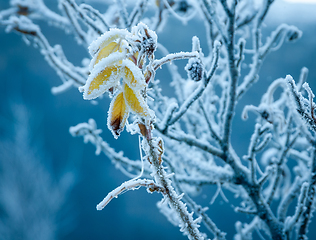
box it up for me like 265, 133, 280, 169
1, 1, 316, 239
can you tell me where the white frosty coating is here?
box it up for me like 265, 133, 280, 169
51, 80, 73, 95
185, 58, 203, 81
130, 22, 158, 46
160, 0, 197, 24
70, 119, 148, 174
261, 78, 287, 105
158, 101, 178, 130
157, 198, 181, 227
255, 133, 272, 152
183, 80, 199, 98
80, 52, 126, 100
261, 24, 302, 55
235, 217, 261, 240
284, 182, 309, 233
89, 39, 129, 72
5, 0, 69, 27
4, 15, 39, 34
96, 178, 159, 210
152, 51, 199, 71
303, 82, 315, 101
191, 36, 201, 53
88, 45, 127, 72
235, 0, 257, 27
121, 59, 146, 90
88, 28, 129, 56
241, 104, 262, 120
242, 77, 289, 122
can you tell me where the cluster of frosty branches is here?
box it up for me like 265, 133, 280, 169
1, 0, 316, 239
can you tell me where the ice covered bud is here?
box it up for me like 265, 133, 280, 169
130, 23, 157, 60
185, 58, 203, 82
286, 26, 302, 42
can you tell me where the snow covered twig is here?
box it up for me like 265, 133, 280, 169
96, 178, 164, 210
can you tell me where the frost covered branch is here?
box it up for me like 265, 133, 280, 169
287, 75, 316, 133
70, 119, 151, 177
3, 0, 316, 239
0, 15, 87, 93
96, 178, 164, 210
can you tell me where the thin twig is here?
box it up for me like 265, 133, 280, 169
157, 129, 224, 158
97, 178, 164, 210
65, 0, 104, 35
166, 41, 221, 127
163, 157, 226, 240
81, 4, 109, 30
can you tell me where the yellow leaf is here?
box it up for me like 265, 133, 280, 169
123, 66, 138, 86
122, 60, 146, 90
123, 83, 149, 117
94, 40, 128, 66
85, 65, 120, 99
89, 29, 128, 56
108, 91, 129, 138
95, 42, 120, 65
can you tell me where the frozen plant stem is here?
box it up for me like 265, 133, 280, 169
216, 3, 286, 238
164, 157, 227, 240
96, 178, 164, 210
221, 153, 285, 240
143, 128, 203, 240
64, 0, 104, 35
297, 147, 316, 239
168, 41, 221, 127
222, 1, 238, 153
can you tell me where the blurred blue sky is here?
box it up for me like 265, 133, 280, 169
0, 1, 316, 239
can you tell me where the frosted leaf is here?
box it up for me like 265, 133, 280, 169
82, 65, 121, 100
80, 52, 126, 100
88, 28, 129, 56
121, 59, 146, 90
88, 50, 126, 73
107, 91, 129, 139
123, 83, 149, 117
91, 39, 128, 68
